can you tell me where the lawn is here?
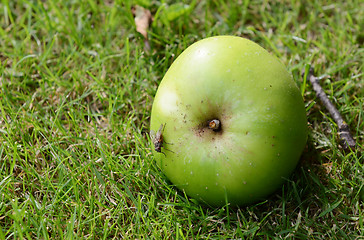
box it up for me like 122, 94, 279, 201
0, 0, 363, 239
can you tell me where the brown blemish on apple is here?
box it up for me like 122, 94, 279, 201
194, 128, 205, 137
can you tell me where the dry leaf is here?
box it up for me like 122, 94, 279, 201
133, 5, 152, 51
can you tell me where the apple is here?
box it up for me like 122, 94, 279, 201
150, 36, 307, 206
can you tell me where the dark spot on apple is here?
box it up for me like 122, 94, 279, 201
272, 144, 275, 147
193, 100, 234, 139
194, 119, 224, 138
270, 84, 272, 87
246, 131, 249, 135
195, 128, 205, 137
186, 104, 192, 109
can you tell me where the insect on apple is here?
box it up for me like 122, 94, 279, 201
150, 123, 165, 153
150, 123, 173, 156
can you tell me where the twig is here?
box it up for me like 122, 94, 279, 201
304, 67, 356, 150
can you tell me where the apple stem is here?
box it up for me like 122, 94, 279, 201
208, 119, 221, 131
304, 67, 356, 150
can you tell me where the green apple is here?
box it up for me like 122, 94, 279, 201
150, 36, 307, 206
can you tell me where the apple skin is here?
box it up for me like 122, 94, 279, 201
150, 36, 307, 207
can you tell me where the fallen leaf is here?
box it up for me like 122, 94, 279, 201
133, 5, 152, 51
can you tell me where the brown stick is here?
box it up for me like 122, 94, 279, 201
304, 68, 356, 150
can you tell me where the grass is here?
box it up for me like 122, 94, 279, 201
0, 0, 363, 239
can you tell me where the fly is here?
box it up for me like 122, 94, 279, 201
151, 123, 165, 154
150, 123, 174, 156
